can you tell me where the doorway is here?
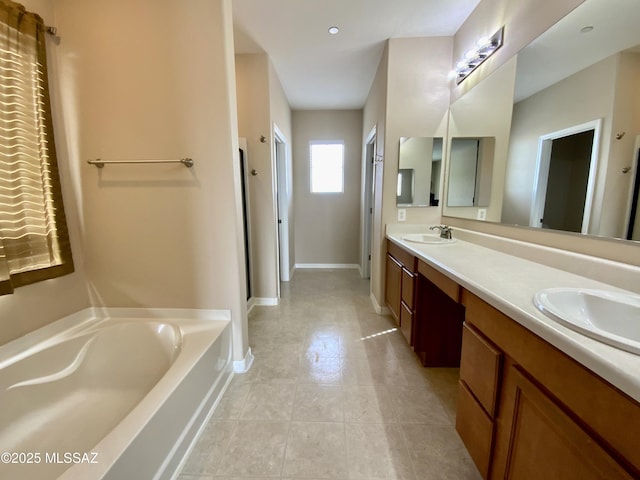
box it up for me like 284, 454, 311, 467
530, 120, 601, 233
626, 137, 640, 241
273, 125, 290, 291
361, 127, 376, 280
239, 138, 252, 301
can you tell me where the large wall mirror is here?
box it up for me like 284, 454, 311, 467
443, 56, 517, 222
444, 0, 640, 243
397, 137, 443, 207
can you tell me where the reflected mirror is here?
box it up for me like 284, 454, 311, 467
443, 56, 517, 222
444, 0, 640, 243
397, 137, 443, 207
447, 137, 495, 207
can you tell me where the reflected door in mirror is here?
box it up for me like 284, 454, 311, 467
447, 137, 495, 207
397, 137, 443, 207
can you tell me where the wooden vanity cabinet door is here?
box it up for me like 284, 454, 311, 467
400, 301, 413, 345
385, 253, 402, 323
460, 323, 502, 418
401, 267, 415, 308
462, 289, 640, 475
399, 267, 416, 345
456, 380, 494, 479
492, 365, 633, 480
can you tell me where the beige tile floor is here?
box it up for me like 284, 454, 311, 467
179, 269, 481, 480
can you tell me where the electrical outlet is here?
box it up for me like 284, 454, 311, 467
477, 208, 487, 221
398, 208, 406, 222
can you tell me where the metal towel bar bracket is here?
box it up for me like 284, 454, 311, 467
87, 158, 194, 168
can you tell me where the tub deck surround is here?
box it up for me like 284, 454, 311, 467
0, 307, 233, 480
386, 225, 640, 403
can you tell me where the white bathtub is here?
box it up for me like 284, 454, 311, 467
0, 308, 233, 480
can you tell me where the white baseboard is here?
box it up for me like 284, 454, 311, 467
233, 347, 255, 373
247, 297, 279, 314
252, 297, 279, 306
370, 292, 390, 315
295, 263, 360, 270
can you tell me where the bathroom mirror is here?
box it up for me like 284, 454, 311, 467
447, 137, 495, 207
443, 57, 517, 222
397, 137, 443, 207
444, 0, 640, 242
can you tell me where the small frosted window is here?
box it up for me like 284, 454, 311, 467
310, 143, 344, 193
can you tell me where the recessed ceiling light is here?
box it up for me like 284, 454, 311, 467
328, 26, 339, 35
580, 25, 594, 33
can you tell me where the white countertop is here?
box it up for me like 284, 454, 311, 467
386, 228, 640, 403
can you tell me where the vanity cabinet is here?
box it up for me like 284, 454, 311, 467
457, 289, 640, 479
385, 253, 402, 323
456, 323, 502, 477
413, 259, 465, 367
385, 241, 417, 344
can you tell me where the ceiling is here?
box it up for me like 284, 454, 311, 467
514, 0, 640, 102
232, 0, 482, 110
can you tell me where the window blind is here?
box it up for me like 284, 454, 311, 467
0, 0, 73, 295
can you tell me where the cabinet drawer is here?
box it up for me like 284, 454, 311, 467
385, 253, 402, 324
401, 267, 415, 308
417, 259, 460, 301
456, 380, 493, 479
400, 301, 413, 345
460, 323, 502, 418
387, 240, 416, 269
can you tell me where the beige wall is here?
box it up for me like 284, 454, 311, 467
385, 37, 452, 225
362, 45, 388, 308
292, 110, 363, 265
0, 0, 91, 346
269, 62, 294, 278
236, 54, 276, 300
52, 0, 249, 360
445, 56, 517, 222
366, 38, 453, 308
235, 54, 292, 300
608, 52, 640, 239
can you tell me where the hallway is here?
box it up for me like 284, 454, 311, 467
179, 269, 480, 479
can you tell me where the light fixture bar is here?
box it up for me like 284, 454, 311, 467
453, 26, 504, 85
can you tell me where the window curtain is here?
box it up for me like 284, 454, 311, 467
0, 0, 73, 295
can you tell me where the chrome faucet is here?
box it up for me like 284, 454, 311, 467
430, 225, 452, 239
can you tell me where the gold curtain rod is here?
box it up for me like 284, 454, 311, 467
87, 158, 194, 168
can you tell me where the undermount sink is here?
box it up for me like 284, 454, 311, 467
533, 288, 640, 355
402, 233, 456, 245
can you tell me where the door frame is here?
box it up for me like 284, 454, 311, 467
273, 124, 291, 291
529, 119, 602, 233
361, 126, 376, 279
238, 138, 253, 301
624, 135, 640, 240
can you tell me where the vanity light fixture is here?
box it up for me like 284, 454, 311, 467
328, 26, 339, 35
451, 26, 504, 85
